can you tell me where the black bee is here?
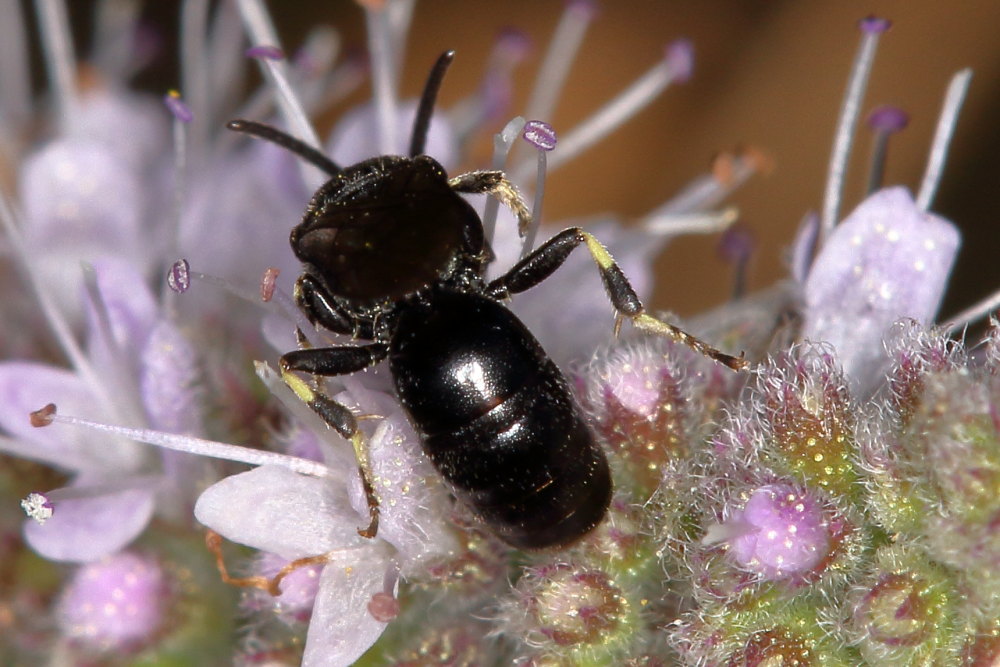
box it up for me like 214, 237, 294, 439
228, 51, 744, 550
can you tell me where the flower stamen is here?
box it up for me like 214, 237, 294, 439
524, 0, 597, 125
645, 148, 764, 218
820, 16, 890, 241
32, 0, 77, 130
363, 2, 399, 155
235, 0, 325, 187
865, 105, 909, 194
916, 68, 973, 211
30, 403, 335, 478
520, 120, 557, 259
519, 39, 694, 180
481, 116, 527, 244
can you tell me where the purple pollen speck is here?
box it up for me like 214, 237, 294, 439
716, 223, 756, 264
859, 16, 892, 34
167, 259, 191, 293
665, 39, 694, 83
245, 44, 285, 61
867, 105, 910, 133
523, 120, 557, 151
162, 90, 193, 123
497, 27, 532, 60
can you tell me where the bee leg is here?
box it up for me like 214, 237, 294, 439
281, 343, 389, 538
486, 227, 748, 370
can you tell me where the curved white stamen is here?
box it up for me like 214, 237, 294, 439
0, 195, 114, 412
943, 287, 1000, 335
166, 106, 190, 304
235, 0, 325, 187
648, 154, 759, 217
81, 264, 148, 427
820, 26, 886, 241
181, 0, 211, 162
520, 150, 547, 260
364, 5, 398, 155
517, 53, 681, 180
0, 1, 31, 125
916, 69, 973, 211
524, 0, 596, 124
33, 0, 78, 130
181, 266, 320, 346
93, 0, 141, 79
482, 116, 526, 244
48, 411, 334, 479
208, 1, 247, 113
313, 47, 367, 112
386, 0, 416, 90
294, 26, 343, 109
643, 208, 739, 237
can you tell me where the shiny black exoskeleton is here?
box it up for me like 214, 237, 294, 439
228, 52, 743, 550
391, 291, 610, 548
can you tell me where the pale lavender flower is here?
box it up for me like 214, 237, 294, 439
720, 483, 832, 580
802, 186, 960, 393
0, 259, 203, 562
193, 383, 457, 665
57, 551, 171, 653
1, 2, 994, 665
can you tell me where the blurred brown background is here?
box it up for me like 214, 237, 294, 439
67, 1, 1000, 321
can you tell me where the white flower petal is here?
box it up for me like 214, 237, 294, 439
194, 465, 366, 559
302, 555, 390, 667
24, 488, 155, 563
0, 362, 145, 473
346, 412, 456, 563
20, 139, 148, 320
804, 187, 960, 388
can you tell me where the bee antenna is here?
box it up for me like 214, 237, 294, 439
226, 119, 342, 176
409, 50, 456, 158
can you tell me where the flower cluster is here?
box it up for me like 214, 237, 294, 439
0, 2, 995, 666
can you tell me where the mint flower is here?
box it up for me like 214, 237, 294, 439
0, 2, 995, 665
57, 551, 171, 653
718, 483, 832, 580
802, 187, 960, 393
0, 259, 203, 562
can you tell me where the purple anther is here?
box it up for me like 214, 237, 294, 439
566, 0, 598, 20
867, 105, 909, 133
665, 39, 694, 83
523, 121, 557, 151
163, 91, 193, 123
245, 44, 285, 61
716, 223, 755, 265
167, 259, 191, 294
496, 27, 532, 62
859, 16, 892, 34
